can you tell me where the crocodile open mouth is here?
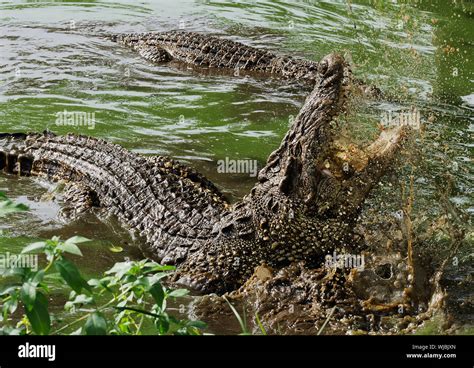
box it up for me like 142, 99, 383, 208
322, 125, 407, 180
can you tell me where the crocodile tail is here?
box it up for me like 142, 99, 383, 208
0, 132, 46, 175
0, 132, 227, 264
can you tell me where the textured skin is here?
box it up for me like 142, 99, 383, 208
0, 132, 226, 266
1, 35, 404, 294
110, 31, 320, 84
110, 31, 382, 98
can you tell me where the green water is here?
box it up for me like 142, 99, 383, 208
0, 0, 472, 334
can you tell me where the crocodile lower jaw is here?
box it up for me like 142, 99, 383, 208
322, 125, 407, 179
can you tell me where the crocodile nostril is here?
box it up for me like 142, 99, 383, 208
375, 263, 393, 280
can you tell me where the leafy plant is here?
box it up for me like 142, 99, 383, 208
254, 312, 267, 335
223, 296, 251, 335
0, 192, 206, 335
0, 200, 206, 335
0, 235, 206, 335
0, 192, 29, 217
223, 298, 268, 335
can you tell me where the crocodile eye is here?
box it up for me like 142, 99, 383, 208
375, 263, 393, 280
318, 60, 328, 75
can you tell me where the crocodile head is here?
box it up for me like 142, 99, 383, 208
258, 53, 406, 220
175, 53, 408, 294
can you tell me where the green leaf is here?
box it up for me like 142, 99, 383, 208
148, 265, 176, 272
70, 293, 93, 305
223, 296, 249, 335
30, 270, 45, 286
105, 261, 133, 279
91, 277, 114, 293
3, 294, 18, 315
1, 267, 29, 279
65, 236, 90, 244
149, 282, 165, 309
0, 327, 23, 335
21, 241, 46, 254
25, 292, 50, 335
55, 258, 90, 294
137, 276, 150, 289
43, 272, 63, 282
87, 278, 100, 287
255, 312, 267, 335
57, 241, 83, 256
65, 293, 94, 313
70, 327, 82, 335
20, 282, 36, 311
84, 312, 107, 335
0, 194, 29, 217
116, 300, 127, 308
155, 315, 170, 335
186, 320, 207, 330
147, 272, 172, 285
109, 245, 123, 253
167, 289, 189, 298
0, 285, 18, 296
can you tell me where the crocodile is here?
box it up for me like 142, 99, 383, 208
0, 33, 406, 294
110, 31, 382, 97
110, 31, 320, 82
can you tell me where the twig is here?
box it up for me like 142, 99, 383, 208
317, 306, 336, 335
